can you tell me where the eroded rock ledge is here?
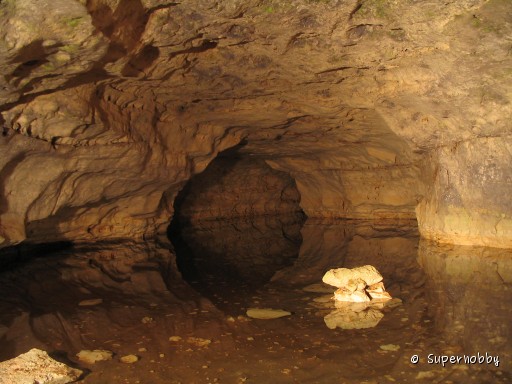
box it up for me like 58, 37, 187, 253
0, 0, 511, 248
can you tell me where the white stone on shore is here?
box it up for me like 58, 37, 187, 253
0, 348, 82, 384
246, 308, 292, 319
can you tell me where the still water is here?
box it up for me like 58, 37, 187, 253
0, 218, 510, 383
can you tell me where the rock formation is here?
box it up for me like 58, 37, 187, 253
322, 265, 383, 289
322, 265, 392, 303
0, 348, 82, 384
0, 0, 511, 249
321, 265, 395, 328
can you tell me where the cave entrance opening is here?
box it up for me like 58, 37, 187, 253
168, 145, 306, 312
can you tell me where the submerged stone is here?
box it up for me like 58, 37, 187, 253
78, 298, 103, 306
76, 349, 113, 364
186, 337, 212, 347
119, 354, 139, 364
246, 308, 292, 319
379, 344, 401, 352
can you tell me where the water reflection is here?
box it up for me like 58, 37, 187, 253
418, 240, 512, 372
170, 215, 304, 310
0, 241, 208, 362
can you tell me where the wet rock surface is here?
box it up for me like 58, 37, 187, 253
0, 219, 509, 383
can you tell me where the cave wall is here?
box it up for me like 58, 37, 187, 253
0, 0, 511, 249
417, 137, 512, 248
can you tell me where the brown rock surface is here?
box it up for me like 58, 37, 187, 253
0, 0, 511, 248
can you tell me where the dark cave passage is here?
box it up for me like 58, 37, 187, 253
168, 147, 306, 311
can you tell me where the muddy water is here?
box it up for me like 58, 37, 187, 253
0, 218, 510, 384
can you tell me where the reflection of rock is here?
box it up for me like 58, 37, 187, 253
324, 307, 384, 330
322, 265, 383, 288
418, 240, 512, 372
0, 348, 82, 384
323, 299, 402, 330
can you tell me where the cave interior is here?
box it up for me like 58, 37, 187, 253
0, 0, 511, 383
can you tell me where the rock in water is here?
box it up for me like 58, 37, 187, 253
322, 265, 383, 288
0, 348, 82, 384
366, 282, 392, 301
246, 308, 292, 319
76, 349, 113, 364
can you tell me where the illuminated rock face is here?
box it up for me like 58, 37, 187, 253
0, 0, 511, 248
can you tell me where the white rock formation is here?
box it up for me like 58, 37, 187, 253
322, 265, 392, 303
320, 265, 394, 329
0, 348, 82, 384
322, 265, 383, 288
